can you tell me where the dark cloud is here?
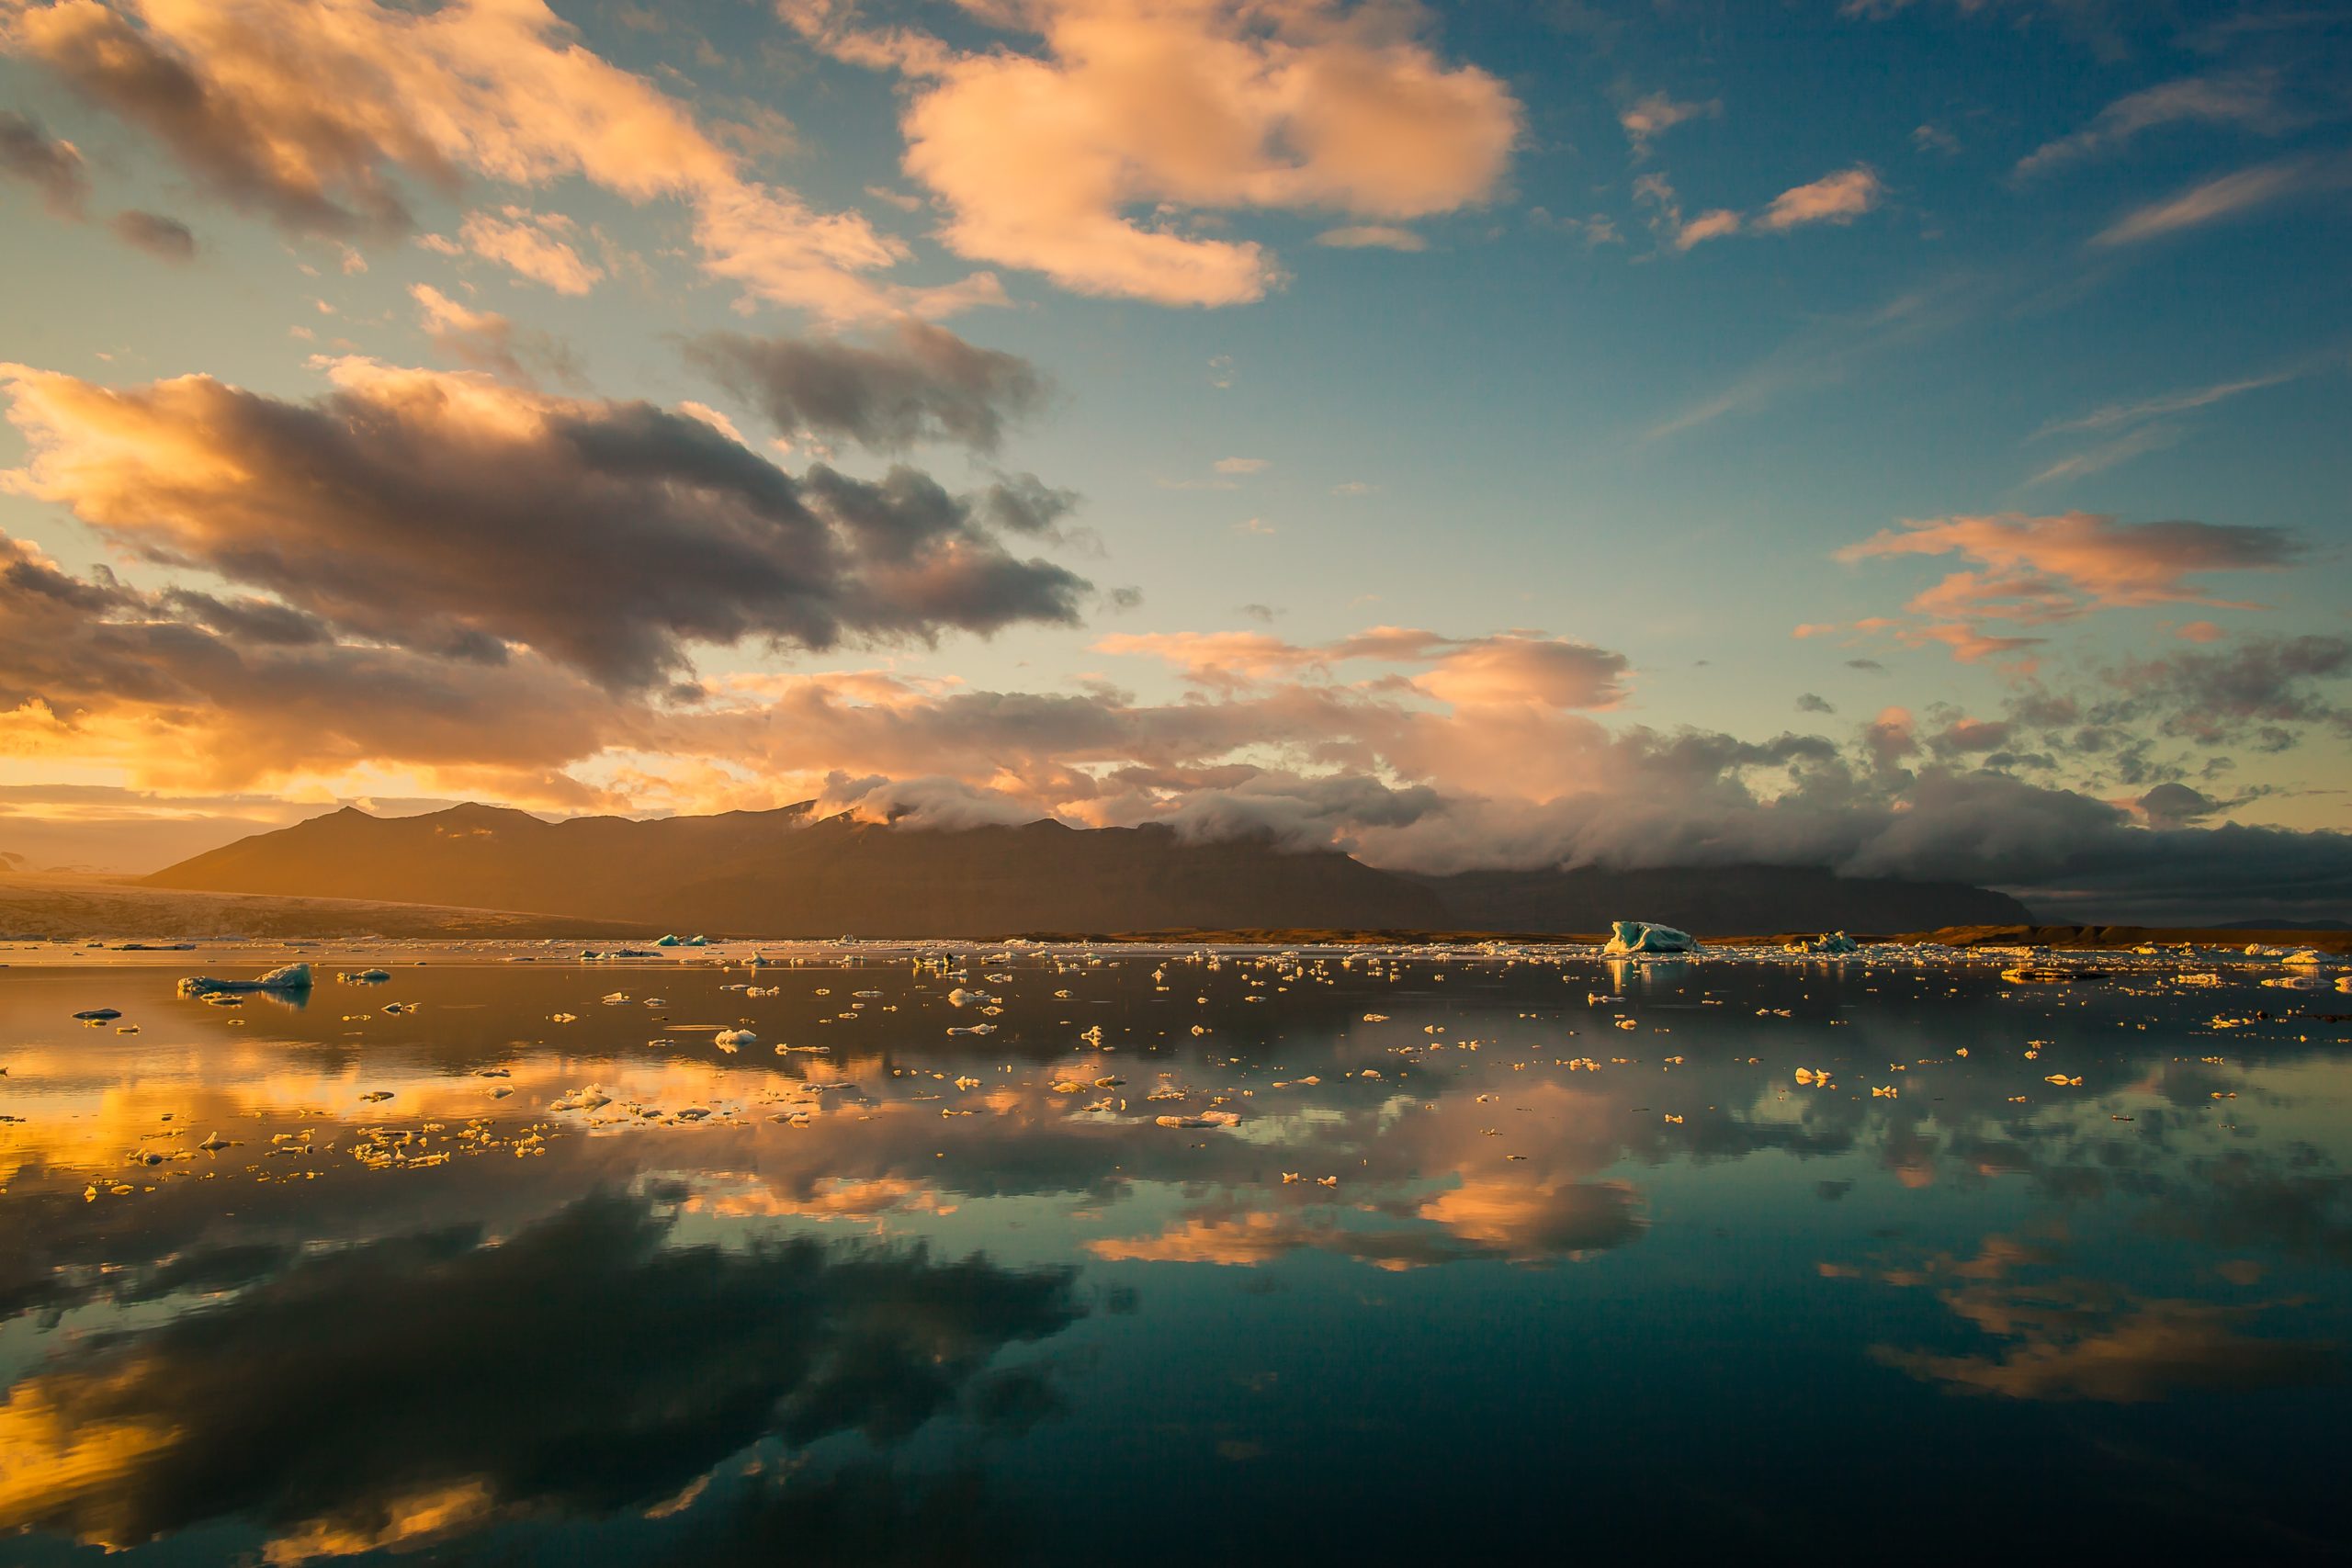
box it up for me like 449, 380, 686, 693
15, 1, 414, 235
0, 1192, 1082, 1552
0, 529, 620, 795
685, 321, 1048, 455
107, 208, 196, 260
1795, 693, 1836, 714
2097, 634, 2352, 745
0, 108, 89, 216
2136, 781, 2217, 828
1844, 658, 1886, 673
4, 363, 1091, 691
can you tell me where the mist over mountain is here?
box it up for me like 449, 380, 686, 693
145, 804, 2031, 938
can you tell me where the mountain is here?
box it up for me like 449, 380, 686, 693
146, 804, 1447, 937
146, 803, 2035, 938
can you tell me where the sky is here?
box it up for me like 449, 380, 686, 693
0, 0, 2347, 919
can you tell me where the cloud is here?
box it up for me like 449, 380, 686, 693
786, 0, 1520, 305
1637, 164, 1883, 253
0, 528, 623, 795
2041, 368, 2295, 442
1, 0, 987, 320
456, 206, 603, 294
1314, 223, 1426, 251
1212, 456, 1269, 475
2090, 156, 2319, 246
2134, 780, 2216, 828
1836, 511, 2304, 662
1796, 693, 1836, 714
684, 321, 1048, 455
0, 107, 87, 216
410, 284, 579, 386
2095, 634, 2352, 746
0, 357, 1091, 691
1755, 165, 1883, 231
1618, 91, 1719, 159
2017, 71, 2287, 181
106, 208, 195, 260
1093, 626, 1630, 709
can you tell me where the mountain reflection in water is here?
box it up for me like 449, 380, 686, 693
0, 941, 2346, 1562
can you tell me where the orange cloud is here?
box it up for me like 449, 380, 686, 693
1756, 165, 1883, 231
787, 0, 1521, 305
1837, 510, 2299, 665
2, 0, 982, 319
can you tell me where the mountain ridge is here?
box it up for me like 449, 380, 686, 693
144, 803, 2034, 938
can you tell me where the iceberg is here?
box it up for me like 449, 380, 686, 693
1602, 920, 1695, 956
175, 963, 313, 998
2280, 948, 2330, 968
1783, 932, 1860, 955
654, 934, 681, 947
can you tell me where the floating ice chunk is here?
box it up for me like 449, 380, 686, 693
2280, 948, 2330, 968
1601, 921, 1695, 956
655, 934, 681, 946
686, 935, 708, 946
175, 962, 313, 997
1782, 932, 1859, 955
1155, 1111, 1239, 1129
946, 1022, 996, 1035
73, 1008, 122, 1021
715, 1029, 756, 1049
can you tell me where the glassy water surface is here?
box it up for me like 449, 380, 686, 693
1, 941, 2346, 1563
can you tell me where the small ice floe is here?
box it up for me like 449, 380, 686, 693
715, 1029, 755, 1051
1782, 932, 1859, 955
655, 934, 682, 946
2001, 965, 2091, 984
601, 992, 632, 1005
1602, 921, 1694, 956
946, 1022, 996, 1035
337, 969, 392, 984
175, 962, 313, 998
2281, 949, 2331, 968
73, 1008, 122, 1021
549, 1087, 612, 1113
1154, 1111, 1239, 1129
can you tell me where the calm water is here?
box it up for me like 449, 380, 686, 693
1, 941, 2346, 1563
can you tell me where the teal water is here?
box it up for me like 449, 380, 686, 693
0, 942, 2346, 1562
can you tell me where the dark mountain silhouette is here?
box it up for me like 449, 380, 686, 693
146, 804, 1445, 936
146, 803, 2034, 938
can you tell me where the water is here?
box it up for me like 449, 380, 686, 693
1, 941, 2346, 1563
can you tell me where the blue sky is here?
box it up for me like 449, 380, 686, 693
0, 0, 2346, 915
